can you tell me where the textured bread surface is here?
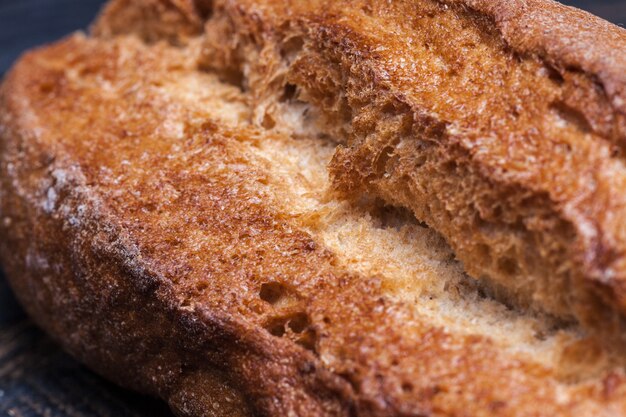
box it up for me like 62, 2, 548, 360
1, 0, 626, 416
190, 0, 626, 335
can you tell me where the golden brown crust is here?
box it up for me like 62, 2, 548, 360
185, 0, 626, 335
2, 1, 626, 416
452, 0, 626, 118
92, 0, 211, 44
0, 36, 353, 417
3, 30, 626, 417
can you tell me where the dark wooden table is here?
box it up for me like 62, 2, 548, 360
0, 0, 624, 416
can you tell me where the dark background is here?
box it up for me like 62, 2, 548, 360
0, 0, 624, 416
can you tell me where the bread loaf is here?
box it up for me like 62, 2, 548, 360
0, 0, 625, 416
191, 0, 626, 332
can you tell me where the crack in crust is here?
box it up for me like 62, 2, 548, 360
195, 0, 626, 337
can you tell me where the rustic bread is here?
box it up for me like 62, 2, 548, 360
96, 0, 626, 337
190, 0, 626, 335
1, 0, 626, 416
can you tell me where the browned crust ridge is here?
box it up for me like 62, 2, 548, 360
191, 0, 626, 332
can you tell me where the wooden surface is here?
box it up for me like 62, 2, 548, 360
0, 0, 624, 415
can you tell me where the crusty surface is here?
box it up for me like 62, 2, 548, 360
183, 0, 626, 336
0, 35, 351, 417
2, 1, 626, 416
93, 0, 211, 43
4, 22, 626, 417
